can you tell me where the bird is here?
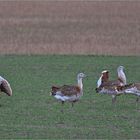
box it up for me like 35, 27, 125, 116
50, 73, 86, 111
117, 82, 140, 102
0, 76, 12, 96
112, 67, 140, 102
97, 66, 126, 88
117, 66, 127, 86
96, 66, 127, 103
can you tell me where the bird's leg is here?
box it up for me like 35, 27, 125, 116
61, 101, 64, 113
71, 100, 77, 107
62, 101, 64, 105
71, 102, 74, 107
112, 95, 117, 104
136, 97, 139, 102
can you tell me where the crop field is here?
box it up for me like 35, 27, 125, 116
0, 55, 139, 139
0, 1, 140, 55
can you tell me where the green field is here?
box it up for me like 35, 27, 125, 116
0, 55, 140, 139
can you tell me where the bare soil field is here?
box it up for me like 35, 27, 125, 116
0, 1, 140, 55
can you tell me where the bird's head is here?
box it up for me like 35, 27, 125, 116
117, 66, 125, 72
77, 73, 86, 79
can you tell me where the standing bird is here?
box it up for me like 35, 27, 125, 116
0, 76, 12, 96
97, 66, 126, 88
117, 66, 126, 86
50, 73, 86, 110
96, 66, 127, 103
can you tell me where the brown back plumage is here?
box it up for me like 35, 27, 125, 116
101, 80, 121, 87
133, 83, 140, 90
61, 85, 81, 96
51, 85, 81, 96
116, 83, 140, 91
101, 70, 124, 88
96, 70, 125, 93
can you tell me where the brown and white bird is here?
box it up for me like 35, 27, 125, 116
110, 66, 140, 102
96, 66, 127, 103
118, 82, 140, 102
50, 73, 86, 109
0, 76, 12, 96
97, 66, 126, 88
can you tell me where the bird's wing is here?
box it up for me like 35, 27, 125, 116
134, 83, 140, 90
51, 86, 60, 91
60, 85, 81, 96
97, 85, 121, 95
101, 80, 120, 87
118, 83, 140, 95
0, 80, 12, 96
118, 83, 140, 91
103, 85, 118, 91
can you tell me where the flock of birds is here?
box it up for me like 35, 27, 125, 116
0, 65, 140, 111
50, 66, 140, 110
96, 66, 140, 103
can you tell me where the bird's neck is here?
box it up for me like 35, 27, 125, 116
0, 76, 4, 84
77, 78, 83, 90
117, 69, 126, 85
97, 74, 108, 88
97, 75, 102, 88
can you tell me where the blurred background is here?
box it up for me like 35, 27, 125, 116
0, 1, 140, 56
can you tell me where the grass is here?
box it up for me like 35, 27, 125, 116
0, 55, 139, 139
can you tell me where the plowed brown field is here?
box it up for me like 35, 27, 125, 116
0, 1, 140, 55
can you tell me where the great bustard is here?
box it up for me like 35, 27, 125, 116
50, 73, 86, 111
96, 66, 126, 103
0, 76, 12, 96
107, 66, 140, 102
